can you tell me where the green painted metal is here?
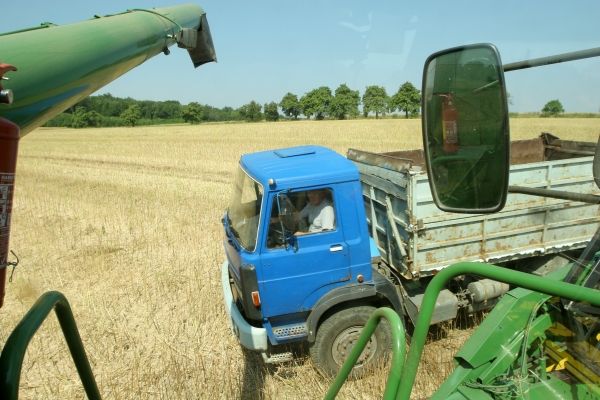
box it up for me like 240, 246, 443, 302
327, 261, 600, 399
431, 289, 554, 399
436, 310, 599, 399
0, 291, 100, 400
431, 263, 600, 399
0, 4, 216, 136
324, 307, 405, 400
395, 262, 600, 400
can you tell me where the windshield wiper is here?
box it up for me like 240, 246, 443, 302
225, 211, 241, 240
230, 226, 241, 240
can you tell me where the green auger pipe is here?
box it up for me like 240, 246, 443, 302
324, 307, 406, 400
0, 4, 216, 136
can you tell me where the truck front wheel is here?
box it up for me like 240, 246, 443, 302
310, 306, 391, 379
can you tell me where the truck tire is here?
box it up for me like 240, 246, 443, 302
310, 306, 391, 379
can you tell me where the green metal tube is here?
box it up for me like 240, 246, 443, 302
0, 4, 215, 136
324, 307, 406, 400
395, 262, 600, 400
0, 291, 100, 400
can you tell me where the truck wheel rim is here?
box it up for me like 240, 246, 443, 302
331, 325, 377, 367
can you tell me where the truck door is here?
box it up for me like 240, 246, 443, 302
259, 187, 350, 318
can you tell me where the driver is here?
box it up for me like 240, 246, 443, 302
296, 189, 335, 235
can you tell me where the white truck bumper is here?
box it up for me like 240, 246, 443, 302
221, 261, 268, 351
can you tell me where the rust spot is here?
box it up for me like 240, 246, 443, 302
493, 241, 511, 252
425, 252, 436, 264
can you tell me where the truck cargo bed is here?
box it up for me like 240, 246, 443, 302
348, 133, 600, 279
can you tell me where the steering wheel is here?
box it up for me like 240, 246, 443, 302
267, 222, 286, 247
278, 195, 297, 232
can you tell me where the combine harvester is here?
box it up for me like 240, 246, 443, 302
326, 44, 600, 399
0, 5, 215, 399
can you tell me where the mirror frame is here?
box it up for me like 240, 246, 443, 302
421, 43, 510, 214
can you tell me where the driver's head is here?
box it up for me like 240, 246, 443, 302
307, 190, 326, 205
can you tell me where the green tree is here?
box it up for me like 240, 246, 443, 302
45, 112, 73, 127
300, 86, 333, 120
138, 100, 155, 119
159, 100, 183, 120
391, 82, 420, 118
70, 107, 87, 128
120, 104, 142, 127
279, 92, 301, 120
71, 107, 102, 128
541, 99, 564, 117
239, 101, 263, 122
182, 102, 203, 124
264, 102, 280, 121
362, 86, 389, 118
84, 93, 130, 117
85, 110, 103, 127
220, 106, 241, 121
330, 84, 360, 120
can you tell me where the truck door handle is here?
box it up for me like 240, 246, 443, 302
330, 245, 344, 252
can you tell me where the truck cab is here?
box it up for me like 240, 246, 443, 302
221, 145, 399, 374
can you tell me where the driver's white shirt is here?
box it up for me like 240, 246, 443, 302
300, 200, 335, 232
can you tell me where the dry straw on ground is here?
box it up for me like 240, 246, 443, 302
1, 118, 599, 399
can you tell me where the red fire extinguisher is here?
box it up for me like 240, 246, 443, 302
441, 94, 459, 153
0, 63, 18, 308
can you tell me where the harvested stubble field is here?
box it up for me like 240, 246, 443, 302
2, 118, 599, 399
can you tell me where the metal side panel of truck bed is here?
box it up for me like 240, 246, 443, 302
348, 134, 600, 279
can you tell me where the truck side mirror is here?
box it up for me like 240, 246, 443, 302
422, 43, 510, 213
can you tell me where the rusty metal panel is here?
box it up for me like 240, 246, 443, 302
352, 135, 600, 279
542, 132, 597, 160
347, 148, 419, 172
510, 137, 545, 164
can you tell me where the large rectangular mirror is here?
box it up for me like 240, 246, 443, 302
422, 43, 509, 213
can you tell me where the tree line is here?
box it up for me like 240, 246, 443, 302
46, 85, 584, 129
45, 82, 421, 128
45, 94, 242, 128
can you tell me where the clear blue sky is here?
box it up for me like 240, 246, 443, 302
4, 1, 600, 112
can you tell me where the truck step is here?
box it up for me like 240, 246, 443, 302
261, 351, 294, 364
272, 323, 308, 340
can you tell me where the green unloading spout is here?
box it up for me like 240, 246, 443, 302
0, 3, 217, 136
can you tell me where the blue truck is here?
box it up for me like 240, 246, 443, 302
221, 135, 600, 377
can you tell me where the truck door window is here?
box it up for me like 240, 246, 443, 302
267, 189, 336, 248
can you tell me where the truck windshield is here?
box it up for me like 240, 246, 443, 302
226, 167, 263, 252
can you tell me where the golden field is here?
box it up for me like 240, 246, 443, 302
2, 118, 599, 399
